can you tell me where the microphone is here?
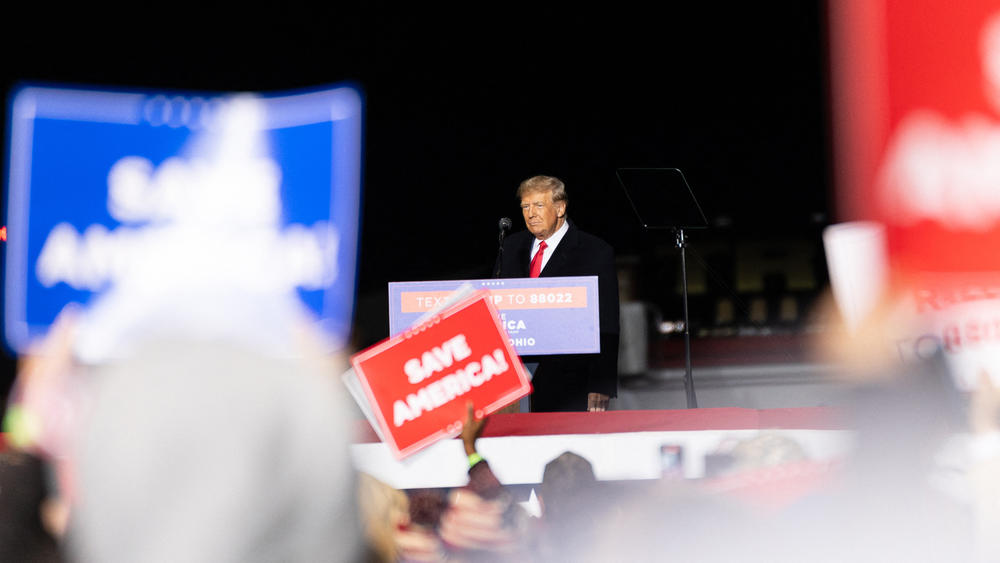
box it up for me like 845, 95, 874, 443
494, 217, 512, 278
498, 217, 512, 246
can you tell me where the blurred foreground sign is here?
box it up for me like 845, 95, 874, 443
4, 84, 362, 359
829, 0, 1000, 281
828, 1, 1000, 387
350, 291, 531, 459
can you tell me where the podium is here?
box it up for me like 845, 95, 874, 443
388, 276, 601, 355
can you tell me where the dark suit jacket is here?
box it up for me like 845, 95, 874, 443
496, 220, 620, 412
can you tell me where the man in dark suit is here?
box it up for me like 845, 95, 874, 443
496, 175, 620, 412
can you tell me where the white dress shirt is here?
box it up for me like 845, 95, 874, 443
530, 219, 569, 274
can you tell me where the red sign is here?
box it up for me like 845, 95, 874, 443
830, 0, 1000, 286
350, 291, 531, 458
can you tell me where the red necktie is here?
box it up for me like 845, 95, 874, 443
529, 241, 547, 278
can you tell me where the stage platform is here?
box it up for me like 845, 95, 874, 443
1, 407, 853, 499
350, 407, 852, 491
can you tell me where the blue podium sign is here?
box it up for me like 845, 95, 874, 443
4, 84, 362, 358
387, 276, 601, 355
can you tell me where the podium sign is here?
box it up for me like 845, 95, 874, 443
388, 276, 600, 355
4, 84, 362, 356
351, 291, 531, 459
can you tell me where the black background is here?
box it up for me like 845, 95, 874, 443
0, 4, 834, 394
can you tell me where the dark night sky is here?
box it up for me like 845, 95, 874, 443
1, 4, 832, 356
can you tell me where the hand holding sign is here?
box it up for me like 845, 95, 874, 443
461, 400, 487, 456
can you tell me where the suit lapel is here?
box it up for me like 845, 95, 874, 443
514, 234, 533, 277
539, 222, 577, 277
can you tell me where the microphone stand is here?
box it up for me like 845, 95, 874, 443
494, 221, 510, 278
675, 227, 698, 408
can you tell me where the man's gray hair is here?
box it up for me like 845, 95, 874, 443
517, 175, 568, 203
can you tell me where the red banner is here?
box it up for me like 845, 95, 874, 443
830, 0, 1000, 284
350, 291, 531, 458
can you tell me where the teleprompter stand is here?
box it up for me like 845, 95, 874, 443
616, 168, 708, 409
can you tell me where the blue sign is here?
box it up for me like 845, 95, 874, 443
4, 84, 362, 358
387, 276, 601, 355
